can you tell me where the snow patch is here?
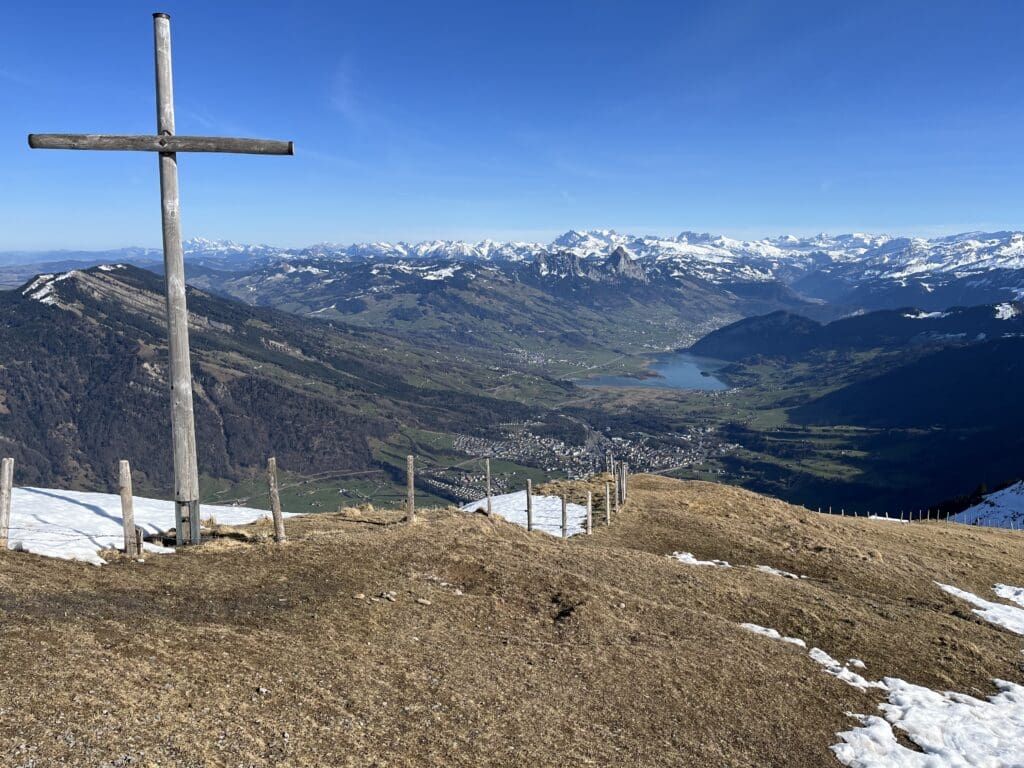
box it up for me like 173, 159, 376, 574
742, 622, 1024, 766
808, 647, 887, 691
936, 582, 1024, 635
994, 584, 1024, 609
952, 481, 1024, 528
671, 551, 731, 568
832, 679, 1024, 767
740, 623, 806, 647
458, 491, 588, 537
755, 564, 805, 579
420, 266, 458, 281
3, 487, 288, 566
995, 302, 1020, 320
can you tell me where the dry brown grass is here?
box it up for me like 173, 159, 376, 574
1, 475, 1022, 767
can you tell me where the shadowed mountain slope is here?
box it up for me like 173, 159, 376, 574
0, 265, 559, 494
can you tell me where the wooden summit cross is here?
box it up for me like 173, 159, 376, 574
28, 13, 293, 546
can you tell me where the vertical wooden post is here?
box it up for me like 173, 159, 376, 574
561, 496, 568, 539
154, 13, 201, 547
623, 463, 629, 502
586, 491, 593, 534
135, 526, 145, 558
267, 457, 286, 542
526, 479, 533, 532
485, 458, 492, 516
605, 481, 611, 525
0, 458, 13, 550
119, 460, 140, 558
406, 454, 416, 523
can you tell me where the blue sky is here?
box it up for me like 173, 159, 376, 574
2, 0, 1023, 249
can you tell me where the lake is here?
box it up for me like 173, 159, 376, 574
582, 353, 729, 391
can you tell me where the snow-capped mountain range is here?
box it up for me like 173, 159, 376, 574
7, 229, 1024, 311
177, 229, 1024, 290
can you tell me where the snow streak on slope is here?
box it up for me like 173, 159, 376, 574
995, 584, 1024, 608
936, 582, 1024, 636
458, 491, 588, 537
754, 564, 805, 579
744, 616, 1024, 767
671, 551, 731, 567
3, 487, 286, 565
739, 623, 806, 647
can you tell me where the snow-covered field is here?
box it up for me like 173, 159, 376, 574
459, 491, 588, 537
952, 481, 1024, 528
3, 487, 282, 565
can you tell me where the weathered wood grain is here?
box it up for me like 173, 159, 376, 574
119, 460, 140, 558
28, 134, 294, 155
526, 478, 533, 532
267, 457, 286, 542
406, 455, 416, 524
154, 14, 201, 546
485, 458, 492, 516
0, 458, 12, 550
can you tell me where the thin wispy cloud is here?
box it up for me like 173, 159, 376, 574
329, 58, 368, 127
0, 67, 31, 87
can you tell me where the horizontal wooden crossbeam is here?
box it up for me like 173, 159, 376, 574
28, 133, 294, 155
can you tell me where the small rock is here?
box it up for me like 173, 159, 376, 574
415, 598, 432, 606
256, 687, 270, 696
617, 602, 626, 609
353, 593, 366, 600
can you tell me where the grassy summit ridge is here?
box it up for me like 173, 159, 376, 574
1, 475, 1021, 766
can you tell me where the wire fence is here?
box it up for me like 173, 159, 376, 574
1, 451, 1021, 562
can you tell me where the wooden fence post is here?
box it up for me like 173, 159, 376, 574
605, 481, 611, 525
406, 454, 416, 523
561, 496, 568, 539
0, 458, 13, 550
526, 479, 533, 532
586, 491, 593, 535
267, 457, 286, 542
135, 526, 145, 558
119, 460, 140, 558
623, 463, 629, 502
485, 458, 492, 516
